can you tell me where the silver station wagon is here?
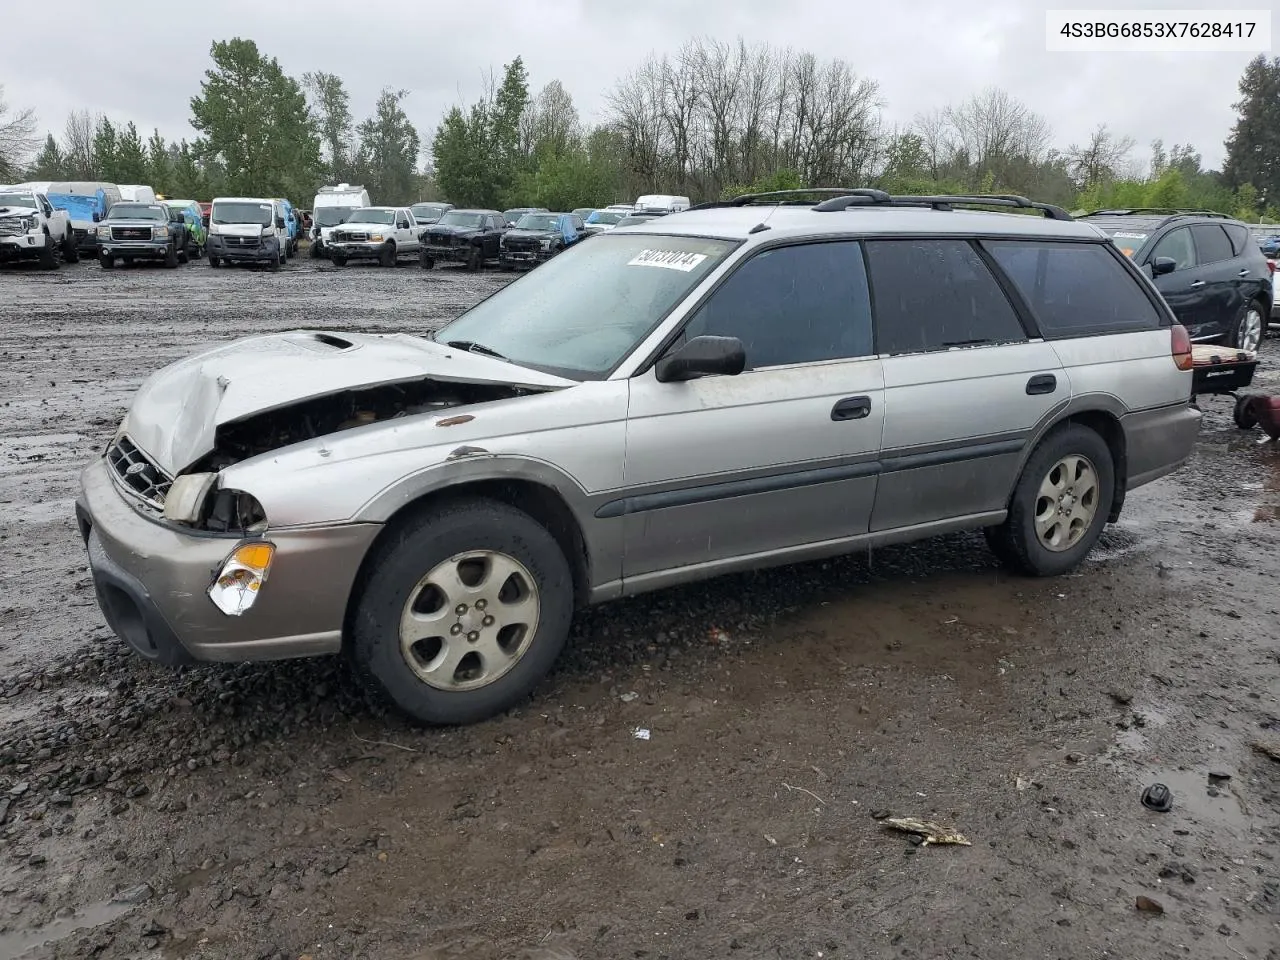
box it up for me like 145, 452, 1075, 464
77, 189, 1202, 724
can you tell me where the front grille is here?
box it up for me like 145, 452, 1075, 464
73, 228, 88, 240
106, 436, 172, 507
503, 238, 538, 252
112, 226, 152, 241
223, 236, 259, 248
333, 230, 369, 242
0, 219, 24, 237
428, 233, 454, 246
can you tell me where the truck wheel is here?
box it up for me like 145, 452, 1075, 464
310, 242, 322, 259
420, 250, 435, 270
269, 250, 281, 271
99, 253, 115, 270
208, 255, 220, 268
350, 497, 574, 726
38, 235, 58, 270
379, 242, 397, 268
985, 424, 1114, 577
164, 242, 179, 269
331, 253, 347, 267
178, 239, 190, 264
466, 246, 481, 272
61, 231, 79, 263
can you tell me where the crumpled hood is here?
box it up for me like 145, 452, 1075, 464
504, 228, 556, 242
426, 223, 479, 238
125, 330, 574, 475
0, 205, 38, 218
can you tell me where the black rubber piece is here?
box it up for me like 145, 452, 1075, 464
1141, 782, 1173, 812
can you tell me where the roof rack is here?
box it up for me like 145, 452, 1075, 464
690, 188, 1072, 220
1082, 207, 1230, 219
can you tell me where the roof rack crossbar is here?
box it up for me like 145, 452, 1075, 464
688, 188, 887, 211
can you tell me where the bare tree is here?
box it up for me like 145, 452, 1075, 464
912, 108, 952, 180
61, 110, 98, 179
523, 80, 581, 159
942, 87, 1051, 189
1064, 123, 1136, 187
0, 84, 38, 181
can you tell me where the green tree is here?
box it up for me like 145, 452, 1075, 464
115, 122, 149, 183
353, 88, 420, 204
92, 118, 119, 181
189, 38, 320, 199
169, 141, 211, 200
433, 102, 495, 207
29, 134, 65, 179
303, 71, 354, 183
1223, 55, 1280, 205
492, 57, 531, 206
146, 128, 171, 192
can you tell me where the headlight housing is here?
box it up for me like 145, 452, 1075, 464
154, 225, 169, 238
370, 233, 384, 242
163, 472, 218, 523
209, 541, 274, 616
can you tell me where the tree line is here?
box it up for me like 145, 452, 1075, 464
1, 40, 1277, 221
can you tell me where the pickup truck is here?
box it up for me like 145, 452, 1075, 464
327, 206, 421, 267
420, 209, 508, 271
95, 202, 190, 268
0, 187, 77, 268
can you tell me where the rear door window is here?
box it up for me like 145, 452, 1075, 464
864, 239, 1026, 355
1149, 227, 1194, 271
1190, 223, 1234, 265
985, 241, 1165, 338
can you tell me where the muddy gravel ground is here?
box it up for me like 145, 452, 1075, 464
1, 254, 1279, 960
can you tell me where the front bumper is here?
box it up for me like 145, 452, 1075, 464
0, 234, 49, 261
99, 239, 169, 259
499, 247, 552, 267
327, 240, 389, 260
72, 227, 100, 252
207, 234, 280, 262
76, 457, 381, 664
423, 243, 472, 263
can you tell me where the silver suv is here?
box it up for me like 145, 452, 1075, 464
76, 189, 1201, 725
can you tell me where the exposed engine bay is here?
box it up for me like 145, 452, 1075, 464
187, 377, 537, 473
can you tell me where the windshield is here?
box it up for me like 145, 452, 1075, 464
350, 208, 395, 225
515, 213, 561, 231
0, 192, 38, 209
109, 204, 165, 221
212, 201, 273, 226
435, 233, 735, 379
438, 211, 484, 227
411, 204, 447, 220
314, 206, 354, 227
587, 210, 625, 225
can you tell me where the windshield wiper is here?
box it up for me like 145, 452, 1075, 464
442, 339, 509, 361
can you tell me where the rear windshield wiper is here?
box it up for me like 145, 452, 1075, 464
442, 339, 509, 361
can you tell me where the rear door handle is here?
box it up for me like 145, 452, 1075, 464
1190, 280, 1206, 288
1026, 374, 1057, 395
831, 396, 872, 421
1238, 268, 1250, 276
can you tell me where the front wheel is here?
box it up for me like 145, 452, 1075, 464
331, 253, 347, 267
164, 242, 179, 268
61, 231, 79, 263
466, 246, 481, 272
310, 242, 322, 259
99, 253, 115, 270
1228, 300, 1266, 353
269, 250, 281, 271
37, 236, 58, 269
350, 498, 574, 725
985, 424, 1114, 577
208, 254, 220, 268
178, 240, 190, 264
419, 251, 434, 270
379, 242, 396, 268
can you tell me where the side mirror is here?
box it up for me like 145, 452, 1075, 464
1151, 256, 1178, 277
655, 335, 747, 383
275, 217, 285, 228
92, 212, 102, 222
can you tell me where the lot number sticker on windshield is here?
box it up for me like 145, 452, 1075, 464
1112, 232, 1148, 240
627, 249, 708, 272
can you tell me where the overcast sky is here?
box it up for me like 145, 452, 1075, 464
3, 0, 1263, 171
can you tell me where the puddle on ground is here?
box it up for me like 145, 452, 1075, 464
0, 899, 136, 959
1132, 768, 1253, 830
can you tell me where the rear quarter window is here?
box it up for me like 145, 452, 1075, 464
1223, 223, 1251, 256
984, 241, 1166, 338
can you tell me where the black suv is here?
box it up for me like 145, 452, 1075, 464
1081, 209, 1273, 352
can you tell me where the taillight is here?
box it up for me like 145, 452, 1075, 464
1171, 324, 1193, 371
1267, 258, 1276, 275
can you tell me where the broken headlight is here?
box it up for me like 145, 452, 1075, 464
161, 472, 267, 533
163, 473, 218, 523
209, 541, 274, 616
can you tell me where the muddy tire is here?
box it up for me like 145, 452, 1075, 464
379, 242, 396, 268
99, 253, 115, 270
1228, 300, 1266, 353
164, 242, 178, 269
269, 250, 281, 271
466, 245, 481, 272
985, 424, 1114, 578
1234, 394, 1259, 430
351, 498, 574, 726
208, 255, 220, 268
37, 236, 58, 270
331, 253, 347, 267
419, 250, 434, 270
178, 240, 190, 264
61, 231, 79, 263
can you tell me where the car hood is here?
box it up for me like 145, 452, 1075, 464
504, 228, 557, 241
212, 222, 269, 238
333, 221, 394, 231
426, 223, 481, 237
125, 330, 574, 475
0, 205, 39, 218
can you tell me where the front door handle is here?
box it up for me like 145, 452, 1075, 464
831, 396, 872, 421
1190, 280, 1206, 288
1238, 268, 1250, 276
1026, 373, 1057, 395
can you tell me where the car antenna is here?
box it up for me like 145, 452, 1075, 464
748, 202, 782, 234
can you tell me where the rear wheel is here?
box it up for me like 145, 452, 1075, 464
1228, 300, 1266, 353
985, 424, 1114, 577
351, 498, 574, 726
379, 241, 397, 268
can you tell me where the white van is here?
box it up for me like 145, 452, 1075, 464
311, 183, 372, 258
634, 194, 691, 214
118, 185, 158, 204
205, 196, 290, 270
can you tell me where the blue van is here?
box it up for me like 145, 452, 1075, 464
274, 199, 299, 256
